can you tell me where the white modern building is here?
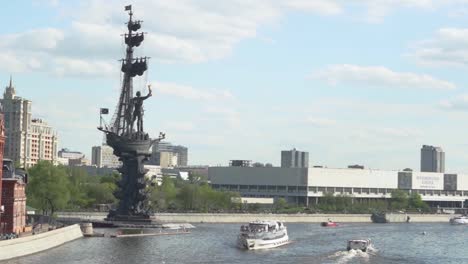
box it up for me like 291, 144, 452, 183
58, 148, 84, 160
209, 166, 468, 208
1, 78, 58, 168
29, 119, 58, 167
144, 165, 163, 185
91, 145, 121, 168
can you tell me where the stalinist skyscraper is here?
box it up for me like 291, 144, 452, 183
0, 77, 58, 168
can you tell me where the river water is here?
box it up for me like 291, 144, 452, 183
2, 223, 467, 264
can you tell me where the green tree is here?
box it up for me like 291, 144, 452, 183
66, 167, 92, 209
408, 192, 429, 211
149, 176, 178, 210
27, 161, 71, 216
274, 198, 288, 212
390, 190, 409, 210
86, 182, 117, 205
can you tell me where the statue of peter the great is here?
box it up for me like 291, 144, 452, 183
131, 85, 152, 132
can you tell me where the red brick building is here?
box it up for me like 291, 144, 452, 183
0, 113, 4, 211
1, 175, 26, 234
0, 111, 28, 235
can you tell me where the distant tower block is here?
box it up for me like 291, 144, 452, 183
420, 145, 445, 173
281, 149, 309, 168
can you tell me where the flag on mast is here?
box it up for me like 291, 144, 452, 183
125, 5, 132, 11
100, 108, 109, 115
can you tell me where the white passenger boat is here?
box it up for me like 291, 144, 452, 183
347, 239, 372, 252
449, 216, 468, 225
237, 220, 289, 250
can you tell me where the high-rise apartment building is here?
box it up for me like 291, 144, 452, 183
1, 78, 58, 168
28, 119, 58, 168
150, 142, 188, 166
91, 145, 121, 168
172, 145, 188, 166
281, 148, 309, 168
421, 145, 445, 173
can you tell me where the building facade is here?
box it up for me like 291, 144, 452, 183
1, 78, 58, 168
210, 166, 468, 208
91, 145, 121, 168
28, 119, 58, 167
421, 145, 445, 173
1, 160, 27, 235
150, 142, 188, 166
172, 145, 188, 166
0, 113, 5, 215
281, 149, 309, 168
155, 151, 178, 168
58, 148, 84, 160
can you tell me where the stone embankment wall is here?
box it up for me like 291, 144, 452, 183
0, 224, 83, 261
57, 212, 454, 223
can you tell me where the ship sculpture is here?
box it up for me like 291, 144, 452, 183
98, 5, 164, 221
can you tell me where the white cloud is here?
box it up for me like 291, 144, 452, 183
305, 117, 337, 127
411, 28, 468, 67
152, 81, 234, 101
355, 0, 434, 22
373, 127, 422, 138
53, 58, 115, 77
0, 0, 450, 77
313, 64, 456, 90
440, 94, 468, 111
282, 0, 343, 15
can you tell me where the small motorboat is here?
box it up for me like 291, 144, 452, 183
449, 216, 468, 225
347, 239, 371, 252
321, 221, 338, 227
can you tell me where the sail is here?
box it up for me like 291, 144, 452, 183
108, 8, 149, 136
121, 58, 148, 77
128, 20, 141, 32
124, 33, 144, 47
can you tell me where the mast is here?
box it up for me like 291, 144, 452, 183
110, 5, 148, 137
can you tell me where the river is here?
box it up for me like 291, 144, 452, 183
2, 223, 466, 264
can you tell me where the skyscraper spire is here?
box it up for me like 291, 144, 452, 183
4, 74, 16, 99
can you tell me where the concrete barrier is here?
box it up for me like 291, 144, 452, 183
0, 224, 83, 261
152, 213, 372, 223
56, 212, 455, 224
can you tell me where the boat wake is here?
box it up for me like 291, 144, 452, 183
328, 247, 377, 264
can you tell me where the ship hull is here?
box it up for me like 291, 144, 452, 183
237, 233, 290, 250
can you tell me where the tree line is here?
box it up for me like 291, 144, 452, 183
25, 161, 240, 216
305, 190, 430, 214
25, 161, 431, 216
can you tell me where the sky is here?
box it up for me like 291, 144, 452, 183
4, 0, 468, 171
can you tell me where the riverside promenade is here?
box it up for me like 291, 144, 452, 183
57, 212, 454, 223
0, 224, 83, 261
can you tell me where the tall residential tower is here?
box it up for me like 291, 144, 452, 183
1, 77, 58, 168
281, 148, 309, 168
420, 145, 445, 173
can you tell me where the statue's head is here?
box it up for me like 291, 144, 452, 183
136, 91, 141, 97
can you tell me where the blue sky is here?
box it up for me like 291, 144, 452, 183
4, 0, 468, 171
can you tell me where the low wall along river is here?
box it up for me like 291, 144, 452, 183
56, 212, 454, 223
0, 224, 83, 261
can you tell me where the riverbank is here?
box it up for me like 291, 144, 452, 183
0, 224, 83, 261
56, 212, 455, 223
